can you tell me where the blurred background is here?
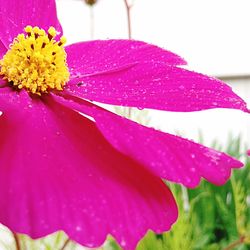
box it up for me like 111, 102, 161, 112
1, 0, 250, 249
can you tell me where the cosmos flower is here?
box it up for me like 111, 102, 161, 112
0, 0, 248, 249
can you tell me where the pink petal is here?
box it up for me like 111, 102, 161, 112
0, 0, 62, 47
0, 85, 34, 113
0, 40, 7, 58
66, 40, 186, 77
0, 88, 177, 250
54, 93, 243, 188
66, 61, 248, 112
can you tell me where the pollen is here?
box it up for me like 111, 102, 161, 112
0, 26, 70, 95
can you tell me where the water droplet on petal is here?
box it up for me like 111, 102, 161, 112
190, 167, 196, 172
120, 239, 126, 247
76, 226, 82, 232
191, 153, 195, 159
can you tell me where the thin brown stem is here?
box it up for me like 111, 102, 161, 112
60, 238, 70, 250
127, 107, 132, 119
123, 0, 133, 39
12, 232, 21, 250
223, 236, 245, 250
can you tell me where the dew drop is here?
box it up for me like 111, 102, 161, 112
190, 167, 195, 172
76, 226, 82, 232
120, 239, 126, 247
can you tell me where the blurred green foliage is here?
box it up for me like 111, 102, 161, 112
0, 134, 249, 250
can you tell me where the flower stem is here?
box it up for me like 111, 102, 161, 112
12, 232, 21, 250
60, 238, 70, 250
123, 0, 133, 39
223, 236, 245, 250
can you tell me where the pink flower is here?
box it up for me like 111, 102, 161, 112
0, 0, 248, 249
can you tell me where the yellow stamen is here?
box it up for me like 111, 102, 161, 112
0, 26, 70, 95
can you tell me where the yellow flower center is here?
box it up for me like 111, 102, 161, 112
0, 26, 70, 95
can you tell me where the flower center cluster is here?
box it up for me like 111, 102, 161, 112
0, 26, 69, 95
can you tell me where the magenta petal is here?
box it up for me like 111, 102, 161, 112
0, 92, 177, 250
0, 0, 62, 47
54, 93, 243, 188
66, 62, 248, 112
66, 40, 186, 77
0, 86, 34, 113
0, 40, 7, 58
